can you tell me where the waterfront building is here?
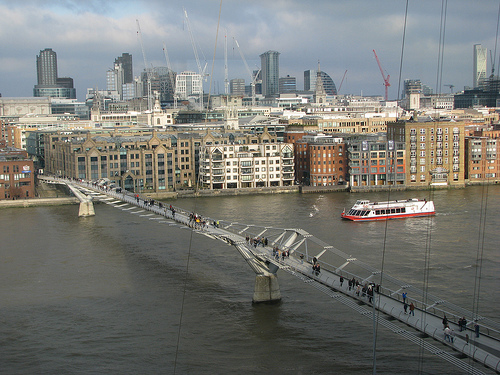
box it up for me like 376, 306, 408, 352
465, 135, 500, 184
0, 147, 35, 200
260, 51, 280, 97
44, 130, 197, 193
473, 44, 487, 88
346, 134, 406, 188
294, 133, 347, 186
388, 120, 466, 187
199, 130, 294, 189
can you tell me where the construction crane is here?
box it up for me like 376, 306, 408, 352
183, 8, 207, 110
337, 69, 348, 94
136, 19, 153, 112
162, 42, 177, 108
224, 31, 229, 95
234, 38, 260, 106
444, 84, 454, 93
373, 49, 390, 101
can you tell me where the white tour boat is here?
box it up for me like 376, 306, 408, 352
341, 198, 435, 221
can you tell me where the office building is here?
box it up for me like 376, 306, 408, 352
115, 53, 133, 84
230, 79, 246, 96
473, 44, 487, 88
44, 130, 197, 192
34, 48, 76, 99
304, 70, 337, 95
279, 75, 296, 93
260, 51, 280, 97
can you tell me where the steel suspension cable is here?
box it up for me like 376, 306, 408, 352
373, 3, 410, 373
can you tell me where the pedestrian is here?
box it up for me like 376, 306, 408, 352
474, 321, 480, 338
340, 276, 344, 287
403, 301, 408, 314
299, 253, 304, 263
444, 326, 451, 342
402, 292, 407, 303
409, 302, 415, 316
442, 315, 448, 330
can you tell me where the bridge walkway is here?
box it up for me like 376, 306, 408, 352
67, 180, 499, 374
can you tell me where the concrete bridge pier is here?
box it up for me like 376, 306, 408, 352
253, 273, 281, 303
78, 199, 95, 217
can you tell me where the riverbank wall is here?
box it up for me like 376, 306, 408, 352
0, 197, 79, 208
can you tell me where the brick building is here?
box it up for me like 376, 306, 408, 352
0, 148, 35, 199
294, 133, 347, 186
388, 120, 466, 187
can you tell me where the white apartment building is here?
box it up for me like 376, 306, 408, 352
200, 142, 294, 189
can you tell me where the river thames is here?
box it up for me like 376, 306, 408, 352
0, 185, 498, 374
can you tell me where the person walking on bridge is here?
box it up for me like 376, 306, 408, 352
409, 302, 415, 316
442, 315, 448, 330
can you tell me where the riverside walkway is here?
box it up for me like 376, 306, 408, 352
61, 178, 499, 374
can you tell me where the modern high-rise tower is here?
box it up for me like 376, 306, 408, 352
34, 48, 76, 99
115, 53, 133, 84
36, 48, 58, 86
473, 44, 487, 88
260, 51, 280, 97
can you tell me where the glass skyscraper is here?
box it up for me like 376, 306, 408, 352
260, 50, 280, 97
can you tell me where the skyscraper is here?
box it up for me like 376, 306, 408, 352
473, 44, 487, 88
260, 51, 280, 97
34, 48, 76, 99
36, 48, 58, 86
114, 53, 133, 84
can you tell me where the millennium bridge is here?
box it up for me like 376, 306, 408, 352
42, 176, 500, 374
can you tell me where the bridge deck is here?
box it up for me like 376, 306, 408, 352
64, 180, 500, 374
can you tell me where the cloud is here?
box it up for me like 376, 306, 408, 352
0, 0, 499, 99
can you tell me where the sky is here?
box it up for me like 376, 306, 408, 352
1, 0, 499, 101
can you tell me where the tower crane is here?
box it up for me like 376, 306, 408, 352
224, 31, 229, 95
373, 49, 390, 101
162, 42, 177, 108
183, 8, 207, 110
444, 84, 454, 93
234, 38, 260, 107
136, 19, 153, 112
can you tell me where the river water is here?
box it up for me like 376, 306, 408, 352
0, 186, 498, 374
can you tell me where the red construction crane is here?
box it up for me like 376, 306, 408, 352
373, 49, 390, 100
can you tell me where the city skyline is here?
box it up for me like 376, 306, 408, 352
0, 0, 499, 101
